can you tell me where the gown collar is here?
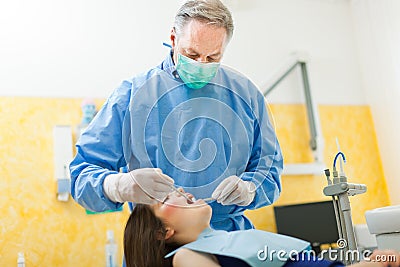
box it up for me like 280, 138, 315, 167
160, 50, 180, 79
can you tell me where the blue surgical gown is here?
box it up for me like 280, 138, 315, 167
70, 51, 283, 231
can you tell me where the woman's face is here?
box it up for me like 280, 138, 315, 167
152, 189, 212, 237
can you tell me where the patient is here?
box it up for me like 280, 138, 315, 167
124, 189, 399, 267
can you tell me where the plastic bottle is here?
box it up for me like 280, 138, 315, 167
105, 230, 118, 267
17, 252, 25, 267
76, 98, 97, 138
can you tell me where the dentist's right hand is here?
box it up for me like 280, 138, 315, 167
103, 168, 175, 205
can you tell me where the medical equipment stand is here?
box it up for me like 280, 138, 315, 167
323, 153, 367, 265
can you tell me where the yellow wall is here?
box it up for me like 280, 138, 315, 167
0, 97, 390, 266
0, 97, 130, 266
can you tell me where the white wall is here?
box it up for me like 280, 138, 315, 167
351, 0, 400, 205
0, 0, 365, 105
0, 0, 180, 98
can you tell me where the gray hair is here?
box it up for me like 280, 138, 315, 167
174, 0, 234, 41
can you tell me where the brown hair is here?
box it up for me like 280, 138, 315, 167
124, 204, 178, 267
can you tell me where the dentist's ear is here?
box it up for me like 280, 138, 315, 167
170, 27, 178, 64
170, 28, 177, 48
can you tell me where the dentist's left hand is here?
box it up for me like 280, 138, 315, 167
211, 175, 256, 206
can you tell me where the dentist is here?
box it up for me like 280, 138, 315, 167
70, 0, 283, 231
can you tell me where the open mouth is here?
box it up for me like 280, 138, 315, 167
162, 191, 207, 207
180, 193, 206, 206
185, 193, 196, 204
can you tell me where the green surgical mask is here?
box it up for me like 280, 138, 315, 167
176, 53, 220, 89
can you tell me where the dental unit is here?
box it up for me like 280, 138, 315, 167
322, 144, 400, 265
323, 149, 367, 265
